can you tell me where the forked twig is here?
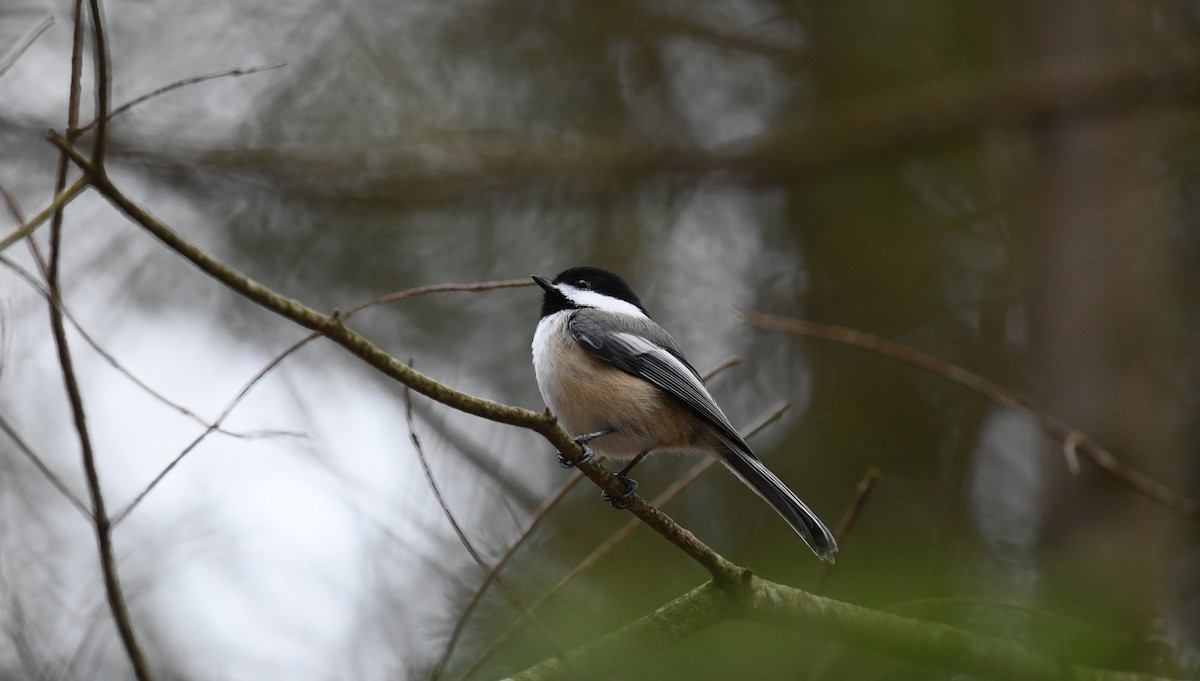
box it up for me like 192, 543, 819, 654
109, 342, 299, 525
76, 63, 286, 135
110, 278, 532, 524
0, 252, 296, 442
0, 62, 281, 253
43, 0, 152, 677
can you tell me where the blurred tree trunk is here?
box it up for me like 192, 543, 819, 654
1011, 0, 1182, 631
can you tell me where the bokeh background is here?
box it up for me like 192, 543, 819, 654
1, 1, 1199, 679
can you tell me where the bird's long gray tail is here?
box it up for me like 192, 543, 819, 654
717, 445, 838, 562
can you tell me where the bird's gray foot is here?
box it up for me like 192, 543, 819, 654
601, 473, 639, 509
556, 428, 616, 468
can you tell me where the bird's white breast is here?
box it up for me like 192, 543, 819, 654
531, 310, 692, 459
531, 311, 572, 416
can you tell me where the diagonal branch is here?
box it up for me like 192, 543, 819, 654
51, 134, 746, 586
743, 312, 1200, 522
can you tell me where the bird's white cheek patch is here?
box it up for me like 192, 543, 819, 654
557, 285, 649, 320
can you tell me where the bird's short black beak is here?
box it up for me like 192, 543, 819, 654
532, 274, 555, 292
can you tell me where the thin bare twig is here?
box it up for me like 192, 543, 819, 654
111, 278, 532, 524
52, 603, 108, 681
403, 369, 565, 681
0, 24, 95, 529
0, 15, 54, 79
4, 46, 295, 538
260, 279, 532, 394
346, 279, 532, 315
85, 0, 110, 166
108, 339, 298, 525
8, 177, 54, 283
403, 368, 490, 570
0, 252, 297, 442
5, 206, 300, 490
76, 63, 286, 135
430, 471, 585, 680
232, 280, 532, 422
744, 312, 1200, 522
0, 62, 281, 253
433, 354, 745, 677
0, 179, 90, 255
42, 0, 152, 677
814, 467, 881, 593
700, 354, 742, 378
456, 402, 792, 681
0, 412, 91, 518
46, 0, 85, 282
0, 182, 26, 227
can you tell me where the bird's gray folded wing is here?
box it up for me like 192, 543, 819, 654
569, 311, 838, 561
568, 312, 754, 458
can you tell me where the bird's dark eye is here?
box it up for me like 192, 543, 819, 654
575, 279, 591, 290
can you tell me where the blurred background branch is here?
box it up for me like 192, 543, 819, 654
744, 311, 1200, 521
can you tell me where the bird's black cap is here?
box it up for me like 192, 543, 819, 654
533, 266, 650, 318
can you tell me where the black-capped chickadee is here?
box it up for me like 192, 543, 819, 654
531, 266, 837, 562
